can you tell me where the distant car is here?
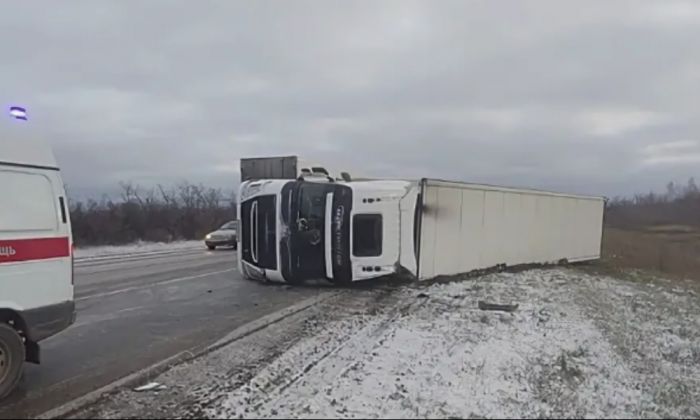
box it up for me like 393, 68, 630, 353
205, 221, 238, 250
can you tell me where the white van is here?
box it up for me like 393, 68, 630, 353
0, 118, 75, 398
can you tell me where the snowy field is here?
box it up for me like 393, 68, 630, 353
73, 267, 700, 419
73, 240, 202, 259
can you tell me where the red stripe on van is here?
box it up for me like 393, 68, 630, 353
0, 237, 71, 263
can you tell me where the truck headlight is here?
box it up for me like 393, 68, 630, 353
206, 234, 212, 239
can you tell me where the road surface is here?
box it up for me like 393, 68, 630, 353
0, 246, 325, 419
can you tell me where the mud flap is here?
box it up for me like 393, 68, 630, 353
25, 340, 40, 364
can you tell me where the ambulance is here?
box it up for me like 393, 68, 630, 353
0, 110, 75, 399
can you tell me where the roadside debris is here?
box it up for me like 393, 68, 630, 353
134, 382, 167, 392
477, 301, 518, 312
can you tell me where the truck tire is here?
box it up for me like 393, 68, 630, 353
0, 324, 25, 400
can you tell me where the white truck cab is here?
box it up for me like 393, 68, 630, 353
0, 118, 75, 398
238, 177, 419, 284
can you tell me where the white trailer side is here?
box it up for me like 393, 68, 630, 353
416, 179, 604, 280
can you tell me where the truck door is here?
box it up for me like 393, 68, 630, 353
350, 198, 401, 280
240, 194, 277, 271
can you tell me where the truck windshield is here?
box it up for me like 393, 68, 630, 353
297, 184, 326, 237
279, 180, 352, 283
291, 183, 329, 278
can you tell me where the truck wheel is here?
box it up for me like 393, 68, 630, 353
207, 245, 216, 250
0, 324, 25, 400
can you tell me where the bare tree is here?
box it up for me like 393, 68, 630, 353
606, 177, 700, 229
69, 181, 237, 246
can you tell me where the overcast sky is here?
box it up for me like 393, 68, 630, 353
2, 0, 699, 198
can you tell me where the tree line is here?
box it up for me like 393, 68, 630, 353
69, 182, 236, 246
605, 178, 700, 229
69, 177, 699, 245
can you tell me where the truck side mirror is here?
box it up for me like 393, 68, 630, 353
311, 167, 329, 176
340, 172, 352, 182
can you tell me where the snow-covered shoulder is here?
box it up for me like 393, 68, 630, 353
210, 268, 700, 419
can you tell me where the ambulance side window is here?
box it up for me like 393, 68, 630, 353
0, 170, 58, 232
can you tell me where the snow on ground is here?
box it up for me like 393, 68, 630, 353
208, 268, 700, 419
73, 240, 202, 259
70, 267, 700, 419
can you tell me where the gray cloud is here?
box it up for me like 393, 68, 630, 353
2, 0, 699, 198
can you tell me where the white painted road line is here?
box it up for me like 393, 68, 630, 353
74, 248, 204, 264
76, 268, 236, 302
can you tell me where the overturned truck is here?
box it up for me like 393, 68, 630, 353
237, 158, 604, 284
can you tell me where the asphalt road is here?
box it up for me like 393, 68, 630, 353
0, 246, 325, 419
